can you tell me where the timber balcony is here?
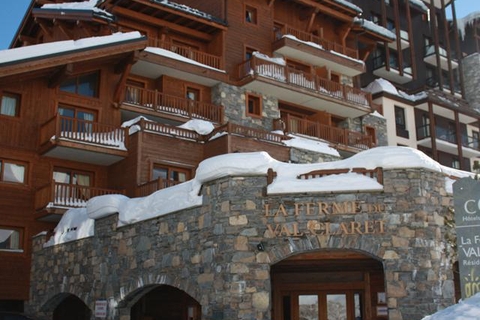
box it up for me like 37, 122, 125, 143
272, 25, 364, 77
237, 55, 373, 119
130, 39, 227, 85
123, 85, 224, 124
274, 114, 374, 150
39, 115, 129, 166
34, 182, 125, 222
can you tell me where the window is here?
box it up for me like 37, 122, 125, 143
331, 73, 340, 83
0, 92, 20, 117
186, 87, 200, 101
370, 13, 381, 25
452, 158, 460, 169
152, 165, 190, 188
53, 168, 93, 202
0, 159, 26, 184
245, 5, 257, 24
0, 227, 22, 251
473, 131, 479, 149
394, 106, 409, 138
386, 19, 395, 31
246, 93, 262, 117
58, 105, 96, 133
60, 72, 99, 97
126, 79, 145, 105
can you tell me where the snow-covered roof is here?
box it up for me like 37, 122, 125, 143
364, 78, 427, 102
39, 0, 114, 22
0, 32, 145, 66
354, 18, 396, 41
150, 0, 226, 26
457, 11, 480, 40
409, 0, 429, 12
43, 146, 472, 246
331, 0, 362, 14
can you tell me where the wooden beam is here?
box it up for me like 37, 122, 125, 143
113, 52, 137, 106
360, 43, 376, 62
48, 63, 74, 88
292, 0, 355, 22
35, 19, 53, 38
306, 9, 319, 32
112, 6, 214, 41
54, 19, 73, 39
18, 35, 38, 46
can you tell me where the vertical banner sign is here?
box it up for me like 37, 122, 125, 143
94, 300, 108, 319
453, 178, 480, 299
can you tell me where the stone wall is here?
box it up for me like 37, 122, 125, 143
463, 53, 480, 113
212, 83, 280, 131
28, 168, 455, 320
289, 147, 341, 164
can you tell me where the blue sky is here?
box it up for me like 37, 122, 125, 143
0, 0, 479, 50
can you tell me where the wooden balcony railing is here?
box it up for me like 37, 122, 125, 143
274, 114, 374, 150
237, 56, 372, 107
40, 115, 128, 148
137, 117, 203, 141
205, 122, 290, 144
275, 25, 359, 60
147, 38, 223, 70
35, 182, 125, 210
135, 178, 182, 197
124, 86, 224, 124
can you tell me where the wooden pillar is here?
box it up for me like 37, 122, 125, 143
428, 100, 438, 161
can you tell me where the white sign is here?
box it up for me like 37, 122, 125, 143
95, 300, 108, 318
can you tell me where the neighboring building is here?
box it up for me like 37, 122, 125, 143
0, 0, 476, 319
352, 0, 480, 172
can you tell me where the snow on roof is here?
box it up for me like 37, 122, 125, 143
354, 18, 396, 41
457, 11, 480, 40
282, 134, 341, 157
409, 0, 429, 12
364, 78, 427, 102
44, 146, 472, 246
41, 0, 114, 21
0, 32, 144, 66
151, 0, 226, 26
331, 0, 362, 13
421, 293, 480, 320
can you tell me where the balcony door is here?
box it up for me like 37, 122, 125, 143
58, 105, 95, 134
281, 291, 363, 320
53, 168, 93, 205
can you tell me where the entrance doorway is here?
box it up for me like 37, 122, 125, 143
271, 250, 385, 320
130, 285, 201, 320
53, 294, 91, 320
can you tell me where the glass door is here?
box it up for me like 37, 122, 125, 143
284, 291, 363, 320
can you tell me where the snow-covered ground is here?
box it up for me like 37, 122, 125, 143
421, 293, 480, 320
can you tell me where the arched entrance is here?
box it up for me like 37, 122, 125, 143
271, 250, 385, 320
53, 294, 91, 320
130, 285, 201, 320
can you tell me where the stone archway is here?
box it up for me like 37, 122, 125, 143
52, 294, 91, 320
271, 249, 385, 320
129, 285, 201, 320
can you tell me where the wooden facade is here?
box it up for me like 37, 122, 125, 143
0, 0, 477, 317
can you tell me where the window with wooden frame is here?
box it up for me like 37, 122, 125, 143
0, 159, 27, 184
186, 87, 200, 101
152, 164, 191, 188
60, 71, 99, 97
330, 73, 341, 83
58, 105, 96, 133
0, 92, 20, 117
246, 93, 262, 117
245, 5, 257, 24
0, 227, 23, 251
53, 168, 93, 202
365, 126, 376, 145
